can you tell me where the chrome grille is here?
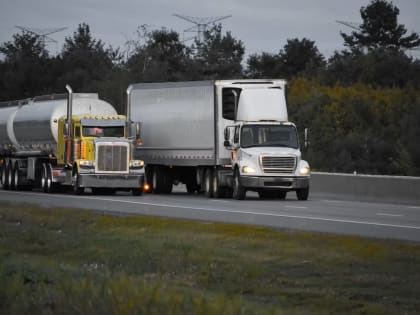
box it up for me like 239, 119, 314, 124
260, 156, 296, 174
96, 142, 129, 173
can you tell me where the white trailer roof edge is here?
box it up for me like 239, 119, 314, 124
128, 79, 287, 91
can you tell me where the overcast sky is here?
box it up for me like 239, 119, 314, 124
1, 0, 420, 59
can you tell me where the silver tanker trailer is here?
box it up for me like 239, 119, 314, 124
0, 85, 145, 195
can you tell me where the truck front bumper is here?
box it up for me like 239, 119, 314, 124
240, 175, 309, 190
78, 173, 145, 189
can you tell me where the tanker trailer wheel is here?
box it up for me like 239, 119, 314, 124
73, 171, 84, 195
0, 161, 8, 190
7, 161, 15, 190
13, 162, 23, 191
232, 169, 246, 200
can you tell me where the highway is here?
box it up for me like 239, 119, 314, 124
1, 188, 420, 242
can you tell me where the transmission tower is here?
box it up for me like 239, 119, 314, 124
173, 14, 232, 42
15, 26, 68, 48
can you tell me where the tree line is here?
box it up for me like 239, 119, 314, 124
1, 0, 420, 176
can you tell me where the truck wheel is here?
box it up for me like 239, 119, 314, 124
41, 163, 53, 193
1, 162, 9, 190
232, 169, 246, 200
7, 162, 14, 190
296, 187, 309, 201
203, 168, 213, 198
211, 170, 223, 198
13, 162, 22, 191
73, 172, 84, 195
152, 167, 162, 194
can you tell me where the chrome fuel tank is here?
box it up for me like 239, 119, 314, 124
0, 93, 117, 154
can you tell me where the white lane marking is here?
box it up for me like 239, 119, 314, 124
285, 205, 308, 210
2, 191, 420, 231
408, 206, 420, 210
376, 213, 403, 217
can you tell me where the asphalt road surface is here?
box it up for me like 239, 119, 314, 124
1, 187, 419, 242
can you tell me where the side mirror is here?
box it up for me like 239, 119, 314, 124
224, 127, 230, 141
135, 122, 142, 145
64, 122, 70, 137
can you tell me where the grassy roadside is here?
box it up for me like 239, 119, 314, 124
0, 202, 419, 315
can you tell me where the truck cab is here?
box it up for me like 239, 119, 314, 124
225, 121, 310, 200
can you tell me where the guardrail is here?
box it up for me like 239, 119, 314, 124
311, 172, 420, 205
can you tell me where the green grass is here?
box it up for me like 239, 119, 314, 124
1, 201, 420, 314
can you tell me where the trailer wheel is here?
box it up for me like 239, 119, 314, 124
1, 161, 8, 190
13, 162, 22, 191
7, 161, 14, 190
203, 168, 213, 198
152, 167, 162, 194
232, 169, 246, 200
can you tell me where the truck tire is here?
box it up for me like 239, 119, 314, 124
1, 162, 9, 190
203, 168, 213, 198
41, 163, 53, 193
13, 162, 22, 191
73, 172, 84, 195
296, 187, 309, 201
7, 161, 14, 190
232, 169, 246, 200
211, 170, 224, 198
152, 166, 162, 194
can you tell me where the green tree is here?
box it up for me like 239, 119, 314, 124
59, 23, 115, 92
278, 38, 325, 78
245, 52, 280, 78
127, 27, 192, 82
0, 31, 52, 100
341, 0, 420, 51
194, 24, 245, 79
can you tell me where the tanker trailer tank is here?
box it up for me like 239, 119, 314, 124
0, 94, 117, 155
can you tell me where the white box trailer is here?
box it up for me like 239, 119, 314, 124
129, 79, 310, 200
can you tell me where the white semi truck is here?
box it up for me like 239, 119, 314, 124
0, 85, 145, 195
129, 79, 310, 200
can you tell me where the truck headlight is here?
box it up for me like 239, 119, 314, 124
79, 160, 94, 167
242, 166, 256, 174
130, 160, 144, 168
300, 166, 311, 175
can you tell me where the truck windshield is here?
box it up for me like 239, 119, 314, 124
241, 125, 298, 149
83, 126, 125, 137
